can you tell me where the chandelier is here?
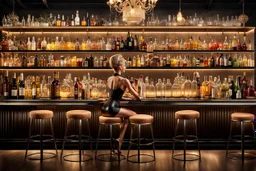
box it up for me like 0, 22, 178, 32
107, 0, 158, 25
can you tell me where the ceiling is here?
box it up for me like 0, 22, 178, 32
2, 0, 256, 10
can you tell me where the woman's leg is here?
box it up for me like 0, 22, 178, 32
115, 108, 137, 150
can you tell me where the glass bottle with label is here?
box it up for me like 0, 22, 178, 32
232, 34, 238, 50
11, 72, 17, 99
51, 71, 60, 99
56, 14, 61, 26
31, 76, 37, 99
18, 73, 25, 99
41, 37, 47, 50
31, 37, 36, 50
75, 10, 80, 26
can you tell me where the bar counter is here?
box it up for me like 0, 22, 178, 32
1, 99, 255, 149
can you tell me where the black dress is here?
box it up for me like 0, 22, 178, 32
101, 74, 125, 116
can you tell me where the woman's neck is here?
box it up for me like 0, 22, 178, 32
114, 71, 121, 76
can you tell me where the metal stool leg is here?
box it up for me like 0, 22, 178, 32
150, 124, 156, 160
138, 124, 141, 163
172, 119, 179, 158
241, 121, 245, 164
40, 119, 43, 163
61, 119, 70, 158
195, 119, 201, 160
251, 122, 256, 150
79, 119, 82, 163
183, 119, 187, 164
226, 120, 233, 157
127, 124, 134, 158
86, 119, 93, 154
25, 118, 32, 159
50, 118, 58, 156
109, 124, 113, 159
94, 124, 102, 158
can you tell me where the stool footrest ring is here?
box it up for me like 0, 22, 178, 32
25, 152, 57, 160
95, 153, 126, 162
226, 151, 256, 160
127, 153, 155, 163
64, 134, 91, 143
172, 153, 200, 161
62, 153, 93, 162
29, 134, 54, 143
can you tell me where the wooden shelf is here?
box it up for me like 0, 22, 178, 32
0, 50, 254, 53
0, 26, 254, 33
0, 67, 254, 70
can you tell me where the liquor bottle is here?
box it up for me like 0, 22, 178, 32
71, 15, 75, 26
223, 36, 229, 50
126, 32, 131, 50
197, 37, 202, 50
247, 80, 255, 97
210, 53, 215, 67
81, 39, 86, 50
81, 16, 86, 26
37, 37, 41, 50
237, 39, 241, 51
18, 73, 25, 99
248, 55, 253, 67
51, 71, 60, 99
120, 36, 125, 51
229, 79, 236, 99
74, 77, 79, 99
242, 35, 247, 51
75, 38, 80, 50
134, 35, 139, 50
243, 54, 248, 67
236, 76, 242, 99
86, 12, 90, 26
75, 10, 80, 26
31, 37, 36, 50
130, 33, 134, 50
60, 37, 66, 50
66, 16, 71, 26
86, 37, 91, 50
115, 37, 120, 51
22, 53, 27, 67
31, 76, 37, 99
56, 14, 61, 26
10, 72, 17, 99
112, 37, 116, 51
248, 40, 252, 50
218, 54, 224, 67
90, 15, 95, 26
27, 37, 31, 50
241, 72, 248, 98
223, 54, 228, 67
36, 76, 41, 98
228, 54, 233, 67
3, 71, 9, 99
232, 34, 238, 50
89, 54, 94, 67
201, 76, 209, 98
61, 15, 66, 26
41, 37, 47, 50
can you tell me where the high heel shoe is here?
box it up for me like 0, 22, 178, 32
112, 139, 121, 154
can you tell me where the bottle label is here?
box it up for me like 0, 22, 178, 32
55, 85, 60, 97
129, 42, 132, 47
11, 89, 17, 96
4, 92, 8, 97
228, 61, 232, 66
32, 88, 36, 96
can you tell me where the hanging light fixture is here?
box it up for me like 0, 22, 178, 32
238, 0, 249, 26
107, 0, 158, 25
177, 0, 183, 22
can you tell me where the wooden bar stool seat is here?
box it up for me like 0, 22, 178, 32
29, 110, 53, 119
127, 114, 156, 163
99, 116, 122, 124
175, 110, 200, 120
231, 113, 254, 121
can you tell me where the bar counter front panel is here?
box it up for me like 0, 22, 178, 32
0, 99, 255, 149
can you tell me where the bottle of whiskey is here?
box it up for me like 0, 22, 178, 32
86, 12, 90, 26
81, 16, 86, 26
41, 37, 47, 50
74, 77, 79, 99
31, 76, 37, 99
56, 14, 61, 26
18, 73, 25, 99
71, 15, 75, 26
51, 71, 60, 99
10, 72, 18, 99
232, 34, 238, 50
61, 15, 66, 26
31, 37, 36, 50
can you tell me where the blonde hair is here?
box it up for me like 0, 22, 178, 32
109, 54, 125, 70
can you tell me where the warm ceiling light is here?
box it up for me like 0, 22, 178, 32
177, 0, 183, 22
107, 0, 158, 25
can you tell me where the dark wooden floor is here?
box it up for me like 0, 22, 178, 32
0, 150, 256, 171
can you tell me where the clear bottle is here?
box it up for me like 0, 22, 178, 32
156, 79, 164, 98
172, 75, 181, 98
184, 76, 192, 99
41, 37, 47, 50
55, 36, 60, 50
31, 37, 36, 50
148, 80, 156, 98
201, 76, 209, 98
86, 37, 91, 50
75, 10, 80, 26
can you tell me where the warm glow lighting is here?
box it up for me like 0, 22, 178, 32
107, 0, 157, 25
177, 11, 183, 22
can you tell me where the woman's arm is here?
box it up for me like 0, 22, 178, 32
123, 78, 140, 100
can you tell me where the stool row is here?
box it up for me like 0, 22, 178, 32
24, 110, 256, 164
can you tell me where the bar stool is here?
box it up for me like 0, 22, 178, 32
226, 112, 256, 163
25, 110, 58, 163
95, 116, 126, 162
172, 110, 201, 163
127, 114, 155, 163
60, 110, 93, 162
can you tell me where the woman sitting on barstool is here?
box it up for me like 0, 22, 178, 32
102, 54, 140, 154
